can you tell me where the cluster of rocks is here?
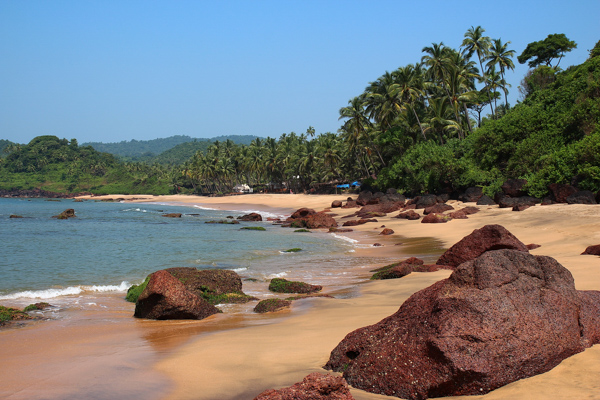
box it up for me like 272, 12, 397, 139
322, 224, 600, 399
459, 179, 599, 211
130, 267, 327, 320
282, 208, 338, 229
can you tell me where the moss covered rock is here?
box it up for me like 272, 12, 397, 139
0, 305, 32, 325
126, 276, 151, 303
268, 278, 322, 294
254, 298, 292, 313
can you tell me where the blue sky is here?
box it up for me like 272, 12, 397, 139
1, 0, 598, 144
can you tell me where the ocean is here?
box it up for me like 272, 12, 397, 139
0, 197, 388, 314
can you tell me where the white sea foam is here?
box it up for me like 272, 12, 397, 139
231, 267, 248, 273
193, 205, 217, 211
267, 272, 288, 279
330, 233, 359, 244
0, 281, 131, 300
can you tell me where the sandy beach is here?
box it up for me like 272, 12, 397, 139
3, 193, 600, 399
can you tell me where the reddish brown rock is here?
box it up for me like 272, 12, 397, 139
325, 249, 600, 400
459, 186, 484, 202
254, 373, 354, 400
461, 206, 480, 215
331, 200, 343, 208
373, 243, 383, 247
421, 213, 451, 223
238, 212, 263, 221
290, 208, 317, 219
379, 228, 394, 235
414, 194, 438, 209
566, 190, 598, 204
512, 204, 531, 211
253, 298, 292, 313
526, 243, 542, 250
448, 210, 468, 219
394, 210, 421, 220
501, 178, 528, 197
287, 208, 337, 229
437, 224, 529, 268
342, 218, 377, 227
581, 244, 600, 256
370, 257, 425, 280
423, 203, 454, 215
341, 200, 358, 208
476, 195, 496, 205
548, 183, 578, 203
134, 270, 220, 320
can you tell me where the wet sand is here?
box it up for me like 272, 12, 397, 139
4, 194, 600, 399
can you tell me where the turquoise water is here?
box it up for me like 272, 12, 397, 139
0, 198, 374, 304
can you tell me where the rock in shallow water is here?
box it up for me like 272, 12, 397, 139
325, 249, 600, 399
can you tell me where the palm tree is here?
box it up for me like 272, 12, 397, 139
394, 64, 428, 139
486, 38, 515, 107
461, 26, 493, 115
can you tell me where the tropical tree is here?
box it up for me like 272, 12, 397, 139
486, 38, 516, 106
518, 33, 577, 68
461, 26, 493, 115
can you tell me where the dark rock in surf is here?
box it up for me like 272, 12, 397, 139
134, 270, 220, 320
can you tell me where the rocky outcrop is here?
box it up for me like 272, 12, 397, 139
238, 212, 263, 221
379, 228, 394, 235
9, 215, 23, 218
325, 249, 600, 399
566, 190, 597, 204
548, 183, 578, 203
414, 195, 438, 209
476, 195, 496, 205
437, 224, 529, 268
423, 203, 454, 215
342, 218, 377, 227
286, 208, 338, 229
501, 178, 528, 197
269, 278, 322, 294
253, 298, 292, 313
497, 195, 539, 209
52, 209, 76, 219
331, 200, 343, 208
134, 270, 220, 320
421, 213, 451, 223
459, 187, 483, 202
394, 210, 421, 220
165, 267, 255, 304
162, 213, 182, 218
254, 373, 354, 400
581, 244, 600, 256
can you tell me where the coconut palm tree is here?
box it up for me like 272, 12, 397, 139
461, 26, 493, 115
486, 38, 515, 107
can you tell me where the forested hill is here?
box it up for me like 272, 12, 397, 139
82, 134, 262, 161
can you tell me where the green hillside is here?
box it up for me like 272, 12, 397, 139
0, 136, 173, 194
83, 134, 263, 163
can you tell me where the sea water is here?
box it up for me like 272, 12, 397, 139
0, 198, 383, 312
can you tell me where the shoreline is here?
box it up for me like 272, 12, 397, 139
3, 194, 600, 399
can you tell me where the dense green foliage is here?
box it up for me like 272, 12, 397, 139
0, 139, 15, 157
0, 136, 174, 194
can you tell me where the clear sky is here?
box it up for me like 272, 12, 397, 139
1, 0, 599, 144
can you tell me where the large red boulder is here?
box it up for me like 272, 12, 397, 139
254, 373, 354, 400
436, 224, 529, 268
325, 249, 600, 399
134, 270, 220, 320
287, 208, 337, 229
